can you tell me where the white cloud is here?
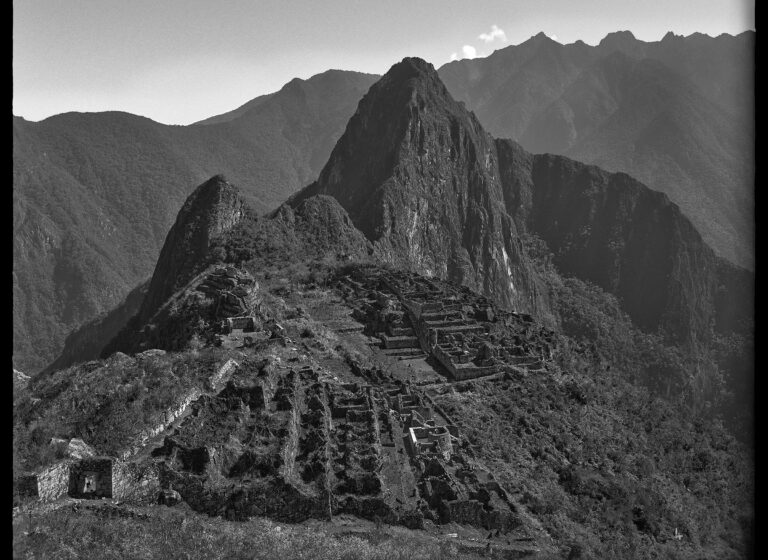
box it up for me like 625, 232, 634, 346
449, 52, 459, 61
549, 33, 559, 41
478, 24, 507, 43
462, 45, 477, 59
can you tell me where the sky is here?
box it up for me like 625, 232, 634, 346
13, 0, 755, 125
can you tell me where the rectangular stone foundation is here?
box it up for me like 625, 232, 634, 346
381, 335, 419, 349
69, 458, 113, 499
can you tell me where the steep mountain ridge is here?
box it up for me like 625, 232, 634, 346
96, 185, 372, 360
13, 70, 377, 373
292, 57, 749, 346
438, 31, 754, 269
18, 31, 752, 376
496, 140, 751, 344
292, 58, 547, 317
42, 281, 149, 375
136, 175, 248, 326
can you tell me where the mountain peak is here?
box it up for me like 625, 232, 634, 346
135, 175, 248, 324
392, 56, 435, 74
198, 173, 231, 193
183, 175, 244, 220
598, 30, 638, 48
520, 31, 556, 46
376, 57, 445, 95
662, 31, 683, 41
290, 58, 540, 312
294, 54, 486, 242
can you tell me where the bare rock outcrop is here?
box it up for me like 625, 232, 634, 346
136, 175, 248, 326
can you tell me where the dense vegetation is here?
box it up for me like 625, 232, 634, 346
207, 196, 373, 282
404, 236, 754, 558
523, 233, 752, 436
469, 234, 752, 558
13, 506, 485, 560
435, 373, 752, 559
13, 70, 377, 373
13, 348, 231, 478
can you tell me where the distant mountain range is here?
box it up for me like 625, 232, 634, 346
52, 57, 751, 391
13, 71, 377, 372
13, 40, 754, 559
292, 57, 749, 347
13, 31, 753, 374
439, 31, 754, 270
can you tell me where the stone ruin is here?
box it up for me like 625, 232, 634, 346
340, 269, 555, 381
375, 383, 519, 531
17, 359, 241, 506
129, 356, 521, 533
69, 457, 113, 498
18, 268, 533, 539
222, 316, 258, 334
17, 457, 161, 504
197, 266, 261, 319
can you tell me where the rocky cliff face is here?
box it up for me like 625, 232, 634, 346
293, 58, 547, 317
83, 58, 748, 364
270, 194, 373, 260
136, 175, 247, 326
438, 31, 754, 269
495, 140, 748, 344
291, 57, 750, 346
98, 186, 373, 358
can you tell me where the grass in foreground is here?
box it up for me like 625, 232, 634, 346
13, 506, 488, 560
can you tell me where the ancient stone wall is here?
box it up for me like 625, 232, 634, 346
119, 388, 203, 460
36, 461, 72, 502
69, 458, 113, 499
447, 499, 517, 531
20, 456, 161, 505
112, 461, 161, 503
209, 358, 239, 391
229, 317, 256, 331
278, 376, 302, 484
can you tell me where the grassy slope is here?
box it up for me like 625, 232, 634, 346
13, 348, 231, 477
13, 507, 477, 560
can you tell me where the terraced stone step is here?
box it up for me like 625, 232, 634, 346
380, 334, 419, 349
382, 348, 425, 358
397, 354, 427, 361
334, 324, 364, 333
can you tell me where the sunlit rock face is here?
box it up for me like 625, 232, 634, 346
292, 57, 751, 346
294, 57, 546, 317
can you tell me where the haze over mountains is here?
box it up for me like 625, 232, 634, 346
439, 30, 754, 269
13, 31, 753, 375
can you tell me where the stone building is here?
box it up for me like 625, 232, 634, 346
19, 456, 160, 503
